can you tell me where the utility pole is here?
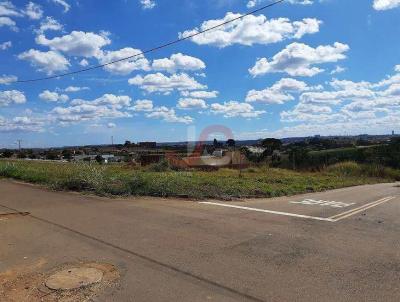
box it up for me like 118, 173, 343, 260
239, 148, 243, 178
292, 149, 296, 170
17, 139, 22, 152
111, 136, 114, 146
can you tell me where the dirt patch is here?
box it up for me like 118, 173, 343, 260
0, 261, 119, 302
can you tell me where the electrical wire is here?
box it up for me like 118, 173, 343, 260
14, 0, 285, 83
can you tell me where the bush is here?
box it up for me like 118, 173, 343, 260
326, 161, 400, 180
326, 162, 362, 176
146, 159, 171, 172
56, 163, 107, 192
0, 162, 17, 177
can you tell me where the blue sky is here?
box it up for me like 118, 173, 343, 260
1, 0, 400, 148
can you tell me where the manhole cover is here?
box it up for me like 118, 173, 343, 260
45, 267, 104, 290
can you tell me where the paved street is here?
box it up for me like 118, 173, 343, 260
1, 180, 400, 301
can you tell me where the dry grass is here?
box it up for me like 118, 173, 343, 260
0, 160, 397, 200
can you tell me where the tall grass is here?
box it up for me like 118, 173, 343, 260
326, 161, 400, 180
0, 160, 397, 199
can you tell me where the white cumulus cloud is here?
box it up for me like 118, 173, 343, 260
0, 16, 17, 31
79, 59, 89, 67
36, 31, 111, 58
152, 53, 206, 73
0, 90, 26, 106
39, 90, 69, 102
247, 0, 314, 8
140, 0, 156, 9
177, 98, 208, 109
129, 73, 206, 93
210, 101, 265, 118
18, 49, 70, 75
23, 2, 43, 20
180, 90, 218, 99
51, 94, 132, 124
64, 86, 89, 93
98, 48, 150, 75
0, 75, 17, 85
51, 0, 70, 12
331, 66, 346, 75
146, 106, 193, 124
0, 1, 22, 17
179, 13, 321, 48
0, 41, 11, 50
36, 17, 63, 34
373, 0, 400, 10
0, 115, 45, 132
246, 78, 318, 104
130, 99, 154, 112
249, 42, 349, 77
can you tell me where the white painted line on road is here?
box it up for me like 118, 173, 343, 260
330, 196, 396, 222
200, 202, 335, 222
290, 199, 355, 208
328, 196, 392, 219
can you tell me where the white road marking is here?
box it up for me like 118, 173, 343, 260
290, 199, 355, 208
328, 197, 391, 219
201, 196, 397, 223
200, 202, 335, 222
330, 196, 395, 221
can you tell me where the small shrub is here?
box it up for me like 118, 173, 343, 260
127, 173, 146, 194
326, 161, 400, 180
244, 167, 257, 173
59, 163, 107, 192
0, 162, 17, 177
146, 159, 170, 172
326, 162, 362, 176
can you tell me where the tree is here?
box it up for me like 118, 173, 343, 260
288, 147, 309, 170
213, 138, 218, 148
95, 155, 104, 164
271, 150, 281, 167
261, 138, 282, 156
124, 141, 132, 147
62, 149, 73, 160
45, 151, 59, 160
17, 152, 27, 159
213, 138, 222, 149
241, 147, 265, 163
2, 150, 13, 158
226, 139, 236, 148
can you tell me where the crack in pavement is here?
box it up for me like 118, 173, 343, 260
0, 202, 265, 302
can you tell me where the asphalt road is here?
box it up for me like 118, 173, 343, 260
1, 180, 400, 301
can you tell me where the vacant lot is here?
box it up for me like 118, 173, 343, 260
0, 160, 399, 199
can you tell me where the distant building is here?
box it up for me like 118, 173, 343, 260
245, 146, 265, 154
212, 150, 225, 157
101, 154, 115, 164
72, 154, 123, 163
138, 142, 157, 149
72, 154, 97, 162
138, 153, 164, 166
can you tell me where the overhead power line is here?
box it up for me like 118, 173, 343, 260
15, 0, 285, 83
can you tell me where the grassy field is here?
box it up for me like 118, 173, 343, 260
0, 160, 399, 200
